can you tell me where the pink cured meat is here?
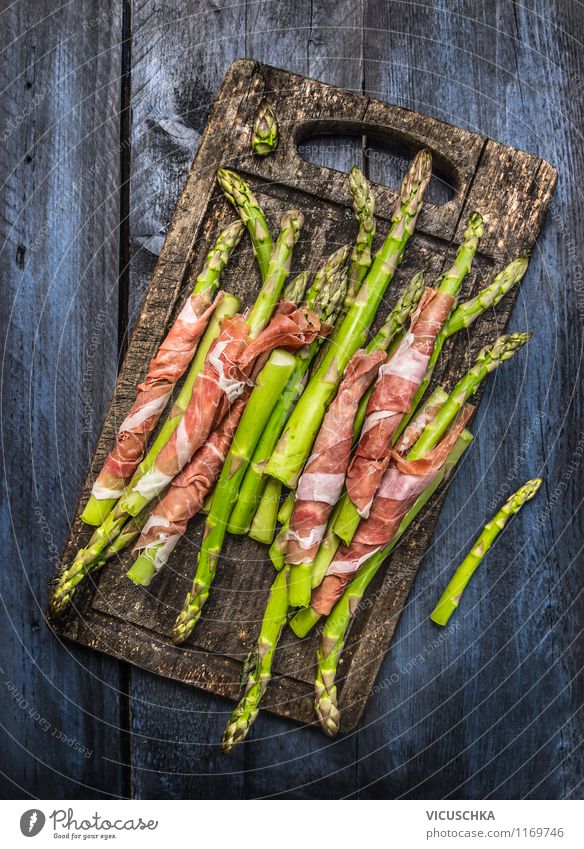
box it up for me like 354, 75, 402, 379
134, 305, 329, 500
239, 301, 331, 369
134, 393, 249, 558
284, 349, 386, 565
345, 289, 456, 518
91, 292, 221, 499
311, 404, 474, 615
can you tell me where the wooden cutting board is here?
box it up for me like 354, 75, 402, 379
48, 60, 556, 733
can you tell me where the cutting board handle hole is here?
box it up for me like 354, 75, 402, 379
297, 132, 455, 206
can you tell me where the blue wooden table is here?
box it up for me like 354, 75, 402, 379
1, 0, 582, 799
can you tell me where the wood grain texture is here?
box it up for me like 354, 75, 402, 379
3, 0, 582, 802
0, 0, 127, 798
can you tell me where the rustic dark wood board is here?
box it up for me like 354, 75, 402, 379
47, 59, 556, 736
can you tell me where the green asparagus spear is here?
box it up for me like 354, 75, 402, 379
217, 168, 273, 281
221, 566, 290, 753
248, 477, 282, 544
430, 477, 543, 626
251, 101, 278, 155
265, 149, 433, 488
445, 255, 529, 337
346, 165, 376, 302
407, 332, 530, 460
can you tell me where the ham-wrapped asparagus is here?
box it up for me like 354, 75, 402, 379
312, 404, 474, 615
284, 348, 385, 605
294, 331, 530, 625
81, 220, 245, 525
121, 210, 307, 518
129, 394, 250, 584
338, 212, 484, 537
344, 289, 454, 519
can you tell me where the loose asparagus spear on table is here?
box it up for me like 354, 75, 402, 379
430, 477, 543, 626
265, 149, 433, 488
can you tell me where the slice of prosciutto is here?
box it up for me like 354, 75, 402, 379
284, 348, 386, 565
311, 404, 474, 616
133, 393, 249, 570
345, 288, 456, 519
91, 291, 221, 500
133, 304, 329, 501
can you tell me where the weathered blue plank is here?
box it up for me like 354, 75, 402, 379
356, 0, 583, 800
0, 1, 127, 796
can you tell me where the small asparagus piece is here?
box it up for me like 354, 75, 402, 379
251, 101, 278, 155
407, 332, 530, 460
346, 165, 376, 302
445, 255, 529, 337
217, 168, 273, 281
81, 221, 245, 526
248, 477, 282, 544
266, 149, 433, 488
315, 430, 472, 735
227, 246, 350, 536
430, 477, 543, 626
221, 566, 290, 753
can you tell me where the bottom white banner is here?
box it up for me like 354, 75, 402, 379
3, 799, 582, 848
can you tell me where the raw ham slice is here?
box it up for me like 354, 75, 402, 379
311, 404, 474, 615
91, 292, 221, 498
135, 305, 329, 499
133, 394, 249, 567
239, 301, 331, 369
345, 288, 455, 518
284, 349, 386, 564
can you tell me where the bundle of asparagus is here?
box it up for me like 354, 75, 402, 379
52, 142, 537, 753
